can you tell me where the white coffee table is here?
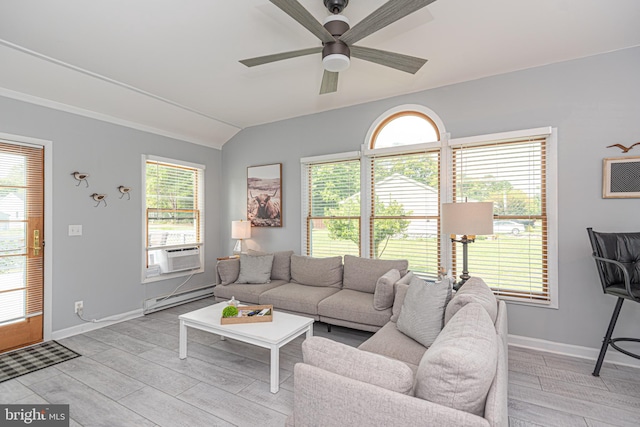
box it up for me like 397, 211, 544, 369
179, 302, 314, 393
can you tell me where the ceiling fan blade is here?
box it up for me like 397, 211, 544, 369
320, 70, 339, 94
240, 47, 322, 67
270, 0, 335, 44
350, 46, 427, 74
340, 0, 437, 46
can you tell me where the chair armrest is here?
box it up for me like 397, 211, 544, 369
291, 363, 489, 427
592, 255, 637, 301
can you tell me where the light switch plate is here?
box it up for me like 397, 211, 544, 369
69, 225, 82, 236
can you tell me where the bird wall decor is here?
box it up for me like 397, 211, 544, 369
118, 186, 131, 200
90, 193, 107, 207
72, 171, 89, 187
606, 142, 640, 153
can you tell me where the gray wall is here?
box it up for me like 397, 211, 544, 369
222, 46, 640, 349
0, 96, 222, 332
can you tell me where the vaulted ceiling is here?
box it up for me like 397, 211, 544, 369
1, 0, 639, 149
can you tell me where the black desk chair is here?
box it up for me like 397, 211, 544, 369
587, 228, 640, 376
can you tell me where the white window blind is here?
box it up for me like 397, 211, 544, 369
452, 138, 549, 301
145, 160, 203, 253
304, 159, 360, 257
370, 150, 440, 279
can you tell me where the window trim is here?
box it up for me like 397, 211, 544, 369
300, 151, 361, 257
141, 155, 205, 283
448, 126, 558, 309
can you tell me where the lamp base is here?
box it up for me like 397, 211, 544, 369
451, 235, 474, 291
233, 239, 243, 254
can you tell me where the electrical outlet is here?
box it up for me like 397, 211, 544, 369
74, 301, 83, 313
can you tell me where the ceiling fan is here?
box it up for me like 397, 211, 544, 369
240, 0, 437, 94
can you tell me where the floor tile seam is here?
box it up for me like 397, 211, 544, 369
507, 397, 599, 427
172, 384, 252, 426
507, 364, 609, 389
235, 379, 295, 416
542, 384, 640, 415
80, 353, 152, 388
511, 382, 640, 423
54, 361, 148, 402
537, 374, 640, 402
83, 332, 160, 356
207, 341, 301, 370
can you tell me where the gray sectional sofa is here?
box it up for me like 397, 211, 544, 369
287, 277, 509, 427
215, 251, 508, 425
214, 250, 409, 332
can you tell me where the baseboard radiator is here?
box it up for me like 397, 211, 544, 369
143, 285, 215, 314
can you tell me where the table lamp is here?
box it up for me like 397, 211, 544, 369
231, 220, 251, 254
441, 202, 494, 289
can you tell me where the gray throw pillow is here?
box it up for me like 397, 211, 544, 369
247, 249, 293, 281
414, 302, 498, 416
390, 271, 414, 322
342, 255, 409, 294
236, 254, 274, 284
396, 276, 453, 347
444, 277, 497, 325
217, 258, 240, 285
373, 269, 401, 310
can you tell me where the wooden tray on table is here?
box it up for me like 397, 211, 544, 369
220, 305, 273, 324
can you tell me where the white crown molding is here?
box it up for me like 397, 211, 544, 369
0, 87, 225, 150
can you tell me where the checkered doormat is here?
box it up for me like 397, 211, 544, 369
0, 341, 80, 383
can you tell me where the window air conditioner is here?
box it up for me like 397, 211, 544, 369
157, 247, 201, 273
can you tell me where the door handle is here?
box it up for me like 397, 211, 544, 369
33, 229, 41, 256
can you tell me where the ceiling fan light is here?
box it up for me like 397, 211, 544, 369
323, 54, 350, 72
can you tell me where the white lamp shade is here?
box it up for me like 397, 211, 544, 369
231, 220, 251, 239
441, 202, 494, 236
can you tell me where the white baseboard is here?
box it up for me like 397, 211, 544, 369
508, 334, 640, 369
51, 309, 143, 341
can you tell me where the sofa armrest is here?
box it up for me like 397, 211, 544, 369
291, 363, 490, 427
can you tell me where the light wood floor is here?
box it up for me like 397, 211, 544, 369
1, 297, 639, 426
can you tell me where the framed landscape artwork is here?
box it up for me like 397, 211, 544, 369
247, 163, 282, 227
603, 156, 640, 198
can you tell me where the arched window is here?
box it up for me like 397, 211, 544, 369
370, 110, 441, 149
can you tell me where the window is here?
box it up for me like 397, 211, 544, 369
144, 156, 204, 279
371, 111, 440, 148
369, 150, 440, 278
450, 133, 553, 303
300, 104, 557, 306
302, 155, 360, 257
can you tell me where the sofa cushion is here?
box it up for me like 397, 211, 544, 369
318, 289, 392, 328
343, 255, 409, 294
236, 253, 273, 284
217, 258, 240, 285
303, 336, 414, 395
373, 269, 401, 310
358, 321, 427, 369
390, 272, 413, 322
259, 283, 340, 315
414, 302, 498, 417
397, 276, 452, 348
213, 280, 287, 304
247, 249, 293, 281
444, 277, 497, 325
290, 255, 343, 287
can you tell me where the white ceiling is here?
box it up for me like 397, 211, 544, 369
0, 0, 639, 149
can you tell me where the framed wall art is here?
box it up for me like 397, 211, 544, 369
603, 156, 640, 198
247, 163, 282, 227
